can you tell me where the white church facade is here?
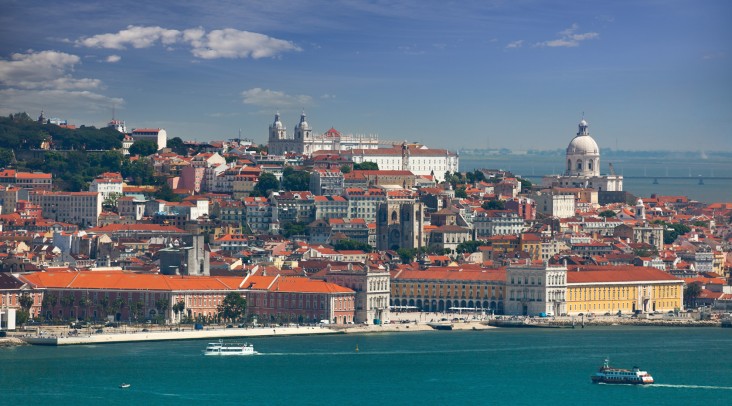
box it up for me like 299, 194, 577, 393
267, 112, 380, 156
542, 119, 623, 192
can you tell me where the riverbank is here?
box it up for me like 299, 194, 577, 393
2, 313, 723, 347
14, 325, 341, 346
491, 315, 722, 328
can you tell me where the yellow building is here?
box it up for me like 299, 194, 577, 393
565, 266, 683, 315
391, 266, 506, 314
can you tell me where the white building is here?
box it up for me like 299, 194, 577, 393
89, 173, 124, 201
131, 128, 168, 151
268, 112, 379, 156
542, 119, 623, 191
29, 191, 102, 227
532, 190, 576, 219
506, 263, 567, 316
343, 143, 459, 183
472, 209, 525, 238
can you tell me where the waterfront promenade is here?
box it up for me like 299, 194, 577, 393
15, 325, 341, 346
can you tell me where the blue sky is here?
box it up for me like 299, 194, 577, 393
1, 0, 730, 151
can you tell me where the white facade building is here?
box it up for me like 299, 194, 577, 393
532, 191, 576, 219
268, 112, 379, 156
506, 263, 567, 316
473, 210, 525, 238
29, 191, 102, 227
89, 174, 124, 201
343, 143, 459, 183
131, 128, 168, 151
542, 119, 623, 191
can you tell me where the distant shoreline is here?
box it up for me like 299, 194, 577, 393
2, 316, 724, 347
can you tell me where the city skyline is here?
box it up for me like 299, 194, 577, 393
1, 0, 730, 151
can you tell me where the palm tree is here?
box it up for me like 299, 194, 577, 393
172, 300, 186, 323
41, 292, 58, 320
60, 294, 75, 321
78, 294, 89, 320
154, 298, 169, 324
130, 300, 145, 323
111, 297, 125, 321
98, 295, 110, 319
18, 292, 34, 325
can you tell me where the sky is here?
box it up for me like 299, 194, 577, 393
1, 0, 730, 152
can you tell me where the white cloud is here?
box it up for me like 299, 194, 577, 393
0, 50, 122, 117
506, 40, 524, 49
106, 55, 121, 63
190, 29, 301, 59
77, 26, 181, 49
76, 25, 300, 59
536, 24, 599, 48
0, 50, 100, 90
241, 88, 312, 107
321, 94, 336, 99
0, 88, 124, 117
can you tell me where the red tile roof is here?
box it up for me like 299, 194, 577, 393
566, 266, 680, 284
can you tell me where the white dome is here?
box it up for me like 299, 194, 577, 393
567, 135, 599, 156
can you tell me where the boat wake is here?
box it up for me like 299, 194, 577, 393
651, 384, 732, 391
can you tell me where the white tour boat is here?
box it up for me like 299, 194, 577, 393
203, 340, 257, 356
591, 359, 654, 385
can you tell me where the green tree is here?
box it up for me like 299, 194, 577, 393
281, 166, 310, 191
60, 294, 75, 320
455, 187, 467, 198
19, 293, 34, 324
252, 172, 279, 196
598, 210, 617, 218
218, 292, 247, 323
41, 292, 58, 319
128, 139, 159, 156
456, 240, 487, 254
121, 157, 156, 185
0, 147, 14, 167
173, 301, 186, 323
518, 177, 532, 190
653, 221, 691, 244
110, 297, 125, 319
340, 164, 352, 174
16, 309, 30, 326
482, 200, 506, 210
154, 298, 169, 322
167, 137, 188, 155
353, 161, 379, 170
154, 183, 182, 202
684, 283, 702, 308
281, 221, 308, 238
333, 239, 374, 253
130, 300, 145, 322
98, 295, 110, 319
397, 248, 417, 264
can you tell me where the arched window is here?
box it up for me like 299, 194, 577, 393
588, 160, 593, 170
576, 160, 583, 170
391, 211, 398, 221
567, 159, 571, 171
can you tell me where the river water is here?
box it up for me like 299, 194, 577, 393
2, 327, 731, 405
460, 156, 732, 203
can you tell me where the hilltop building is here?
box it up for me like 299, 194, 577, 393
542, 119, 623, 192
131, 128, 167, 151
267, 112, 379, 156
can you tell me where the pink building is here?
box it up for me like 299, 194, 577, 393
180, 166, 206, 193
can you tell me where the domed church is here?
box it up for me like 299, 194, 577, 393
542, 119, 623, 191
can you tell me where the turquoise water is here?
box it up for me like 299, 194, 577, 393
460, 156, 732, 203
2, 327, 731, 405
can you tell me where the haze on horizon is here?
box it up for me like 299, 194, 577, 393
1, 1, 730, 152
